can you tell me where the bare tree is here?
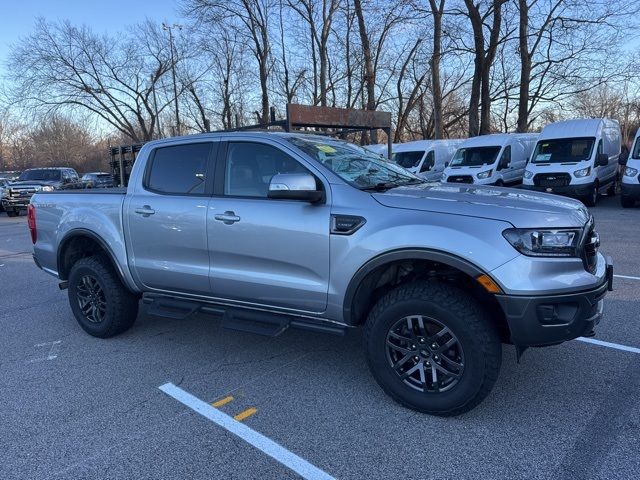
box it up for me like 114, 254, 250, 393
286, 0, 341, 106
427, 0, 445, 139
7, 19, 179, 142
462, 0, 510, 136
185, 0, 274, 123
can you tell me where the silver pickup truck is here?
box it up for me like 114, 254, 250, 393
30, 132, 613, 415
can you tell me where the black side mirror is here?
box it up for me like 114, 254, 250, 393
444, 161, 449, 168
618, 156, 628, 167
596, 153, 609, 167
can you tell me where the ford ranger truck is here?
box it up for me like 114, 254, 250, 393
29, 132, 614, 416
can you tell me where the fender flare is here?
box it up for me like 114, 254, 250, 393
57, 229, 133, 291
342, 248, 490, 325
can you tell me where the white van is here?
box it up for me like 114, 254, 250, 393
442, 133, 538, 186
522, 119, 620, 206
392, 140, 463, 181
621, 127, 640, 208
364, 143, 393, 158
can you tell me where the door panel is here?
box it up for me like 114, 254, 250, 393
208, 140, 330, 312
125, 142, 214, 294
208, 198, 330, 312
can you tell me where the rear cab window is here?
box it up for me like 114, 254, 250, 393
145, 143, 213, 195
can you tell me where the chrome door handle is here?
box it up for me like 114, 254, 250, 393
214, 211, 241, 225
134, 205, 155, 217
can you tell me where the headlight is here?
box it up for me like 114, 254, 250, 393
624, 167, 639, 177
441, 173, 447, 181
41, 186, 54, 192
503, 228, 581, 257
573, 167, 591, 178
477, 169, 493, 179
523, 170, 533, 179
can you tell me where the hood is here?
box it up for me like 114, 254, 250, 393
372, 183, 590, 228
9, 180, 59, 188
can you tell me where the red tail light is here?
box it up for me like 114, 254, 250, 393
27, 204, 37, 244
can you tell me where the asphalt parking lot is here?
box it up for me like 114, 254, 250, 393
1, 195, 639, 480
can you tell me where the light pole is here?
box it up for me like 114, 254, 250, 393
162, 22, 183, 136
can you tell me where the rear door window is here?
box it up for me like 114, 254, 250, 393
146, 143, 212, 195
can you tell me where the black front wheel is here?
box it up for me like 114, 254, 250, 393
365, 280, 502, 416
68, 256, 139, 338
584, 182, 598, 207
621, 196, 635, 208
6, 209, 18, 217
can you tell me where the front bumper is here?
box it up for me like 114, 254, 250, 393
495, 259, 613, 347
621, 183, 640, 200
521, 182, 592, 198
2, 197, 31, 209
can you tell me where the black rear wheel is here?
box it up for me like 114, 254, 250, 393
621, 196, 635, 208
68, 255, 139, 338
6, 209, 17, 217
365, 280, 502, 416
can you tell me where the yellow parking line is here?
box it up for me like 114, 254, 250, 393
211, 396, 234, 408
234, 408, 257, 421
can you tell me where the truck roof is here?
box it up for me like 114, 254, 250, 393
539, 118, 620, 140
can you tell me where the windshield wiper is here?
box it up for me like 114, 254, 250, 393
360, 179, 424, 191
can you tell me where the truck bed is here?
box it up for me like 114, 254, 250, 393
38, 188, 127, 195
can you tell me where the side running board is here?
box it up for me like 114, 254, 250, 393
142, 293, 346, 337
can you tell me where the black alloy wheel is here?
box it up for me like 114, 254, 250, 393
386, 315, 465, 393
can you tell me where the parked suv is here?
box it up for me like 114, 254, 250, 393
30, 132, 613, 415
2, 167, 81, 216
81, 172, 114, 189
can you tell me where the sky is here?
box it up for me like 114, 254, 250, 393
0, 0, 180, 76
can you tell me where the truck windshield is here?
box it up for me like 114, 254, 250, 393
632, 138, 640, 160
18, 169, 61, 181
449, 147, 501, 167
532, 137, 595, 163
287, 136, 422, 190
392, 151, 424, 169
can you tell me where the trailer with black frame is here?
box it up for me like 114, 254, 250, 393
109, 104, 392, 187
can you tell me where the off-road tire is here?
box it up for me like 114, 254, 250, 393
68, 255, 138, 338
364, 280, 502, 416
6, 209, 17, 217
621, 196, 635, 208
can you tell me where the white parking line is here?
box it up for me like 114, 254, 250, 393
614, 274, 640, 281
159, 383, 335, 480
577, 337, 640, 354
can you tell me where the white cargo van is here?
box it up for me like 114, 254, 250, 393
621, 127, 640, 208
363, 143, 393, 158
392, 139, 463, 181
441, 133, 538, 186
522, 119, 620, 206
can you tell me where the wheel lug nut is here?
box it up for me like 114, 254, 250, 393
431, 343, 438, 349
413, 356, 419, 361
419, 338, 425, 343
411, 344, 416, 349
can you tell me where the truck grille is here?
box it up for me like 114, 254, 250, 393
533, 173, 571, 187
580, 220, 599, 274
9, 187, 37, 198
446, 175, 473, 184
